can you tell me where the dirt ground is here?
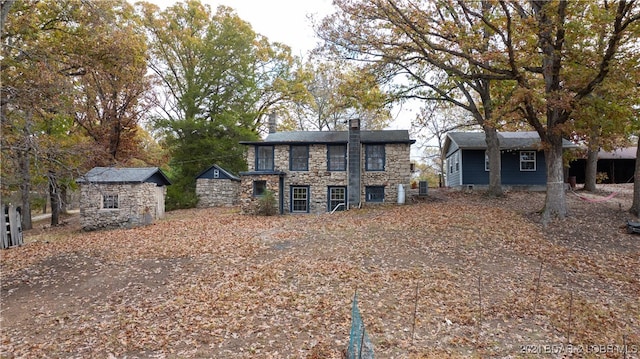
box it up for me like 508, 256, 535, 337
1, 184, 639, 358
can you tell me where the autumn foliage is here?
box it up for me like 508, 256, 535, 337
1, 189, 638, 358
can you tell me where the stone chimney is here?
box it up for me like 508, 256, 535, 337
268, 113, 277, 134
347, 118, 361, 208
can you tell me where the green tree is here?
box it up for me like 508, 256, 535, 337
139, 0, 309, 209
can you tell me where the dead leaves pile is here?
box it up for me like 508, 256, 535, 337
1, 191, 639, 358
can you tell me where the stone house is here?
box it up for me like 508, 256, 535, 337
239, 119, 415, 214
195, 164, 241, 207
77, 167, 171, 231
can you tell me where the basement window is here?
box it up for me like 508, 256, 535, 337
365, 186, 385, 202
253, 180, 267, 196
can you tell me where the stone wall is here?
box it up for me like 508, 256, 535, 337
80, 182, 166, 231
362, 143, 412, 204
241, 142, 411, 214
239, 174, 281, 214
196, 179, 240, 208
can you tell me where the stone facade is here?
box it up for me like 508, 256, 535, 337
239, 173, 282, 214
242, 142, 411, 214
80, 182, 166, 231
196, 178, 240, 208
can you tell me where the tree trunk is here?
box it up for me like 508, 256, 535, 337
542, 134, 568, 223
630, 137, 640, 217
484, 126, 503, 197
583, 147, 599, 192
18, 149, 32, 230
60, 184, 68, 214
48, 171, 60, 226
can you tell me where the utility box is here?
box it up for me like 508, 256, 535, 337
419, 181, 429, 196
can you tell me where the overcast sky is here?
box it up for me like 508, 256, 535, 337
150, 0, 335, 57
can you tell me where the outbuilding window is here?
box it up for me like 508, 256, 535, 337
103, 194, 119, 209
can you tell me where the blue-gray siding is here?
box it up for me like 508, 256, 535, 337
460, 150, 546, 186
445, 150, 462, 187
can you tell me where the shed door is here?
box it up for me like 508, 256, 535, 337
156, 186, 165, 218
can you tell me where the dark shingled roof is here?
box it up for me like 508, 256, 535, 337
77, 167, 171, 185
447, 131, 578, 150
240, 130, 415, 145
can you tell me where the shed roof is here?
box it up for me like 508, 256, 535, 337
196, 164, 241, 181
77, 167, 171, 185
446, 131, 578, 151
240, 130, 415, 145
597, 147, 637, 160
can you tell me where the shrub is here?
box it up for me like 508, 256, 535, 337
255, 189, 277, 216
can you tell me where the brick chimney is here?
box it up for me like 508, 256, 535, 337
347, 118, 361, 208
268, 113, 277, 134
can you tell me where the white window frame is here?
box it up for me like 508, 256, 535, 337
520, 151, 536, 171
484, 151, 490, 172
102, 194, 119, 209
291, 186, 309, 213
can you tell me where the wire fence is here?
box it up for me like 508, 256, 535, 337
347, 292, 374, 359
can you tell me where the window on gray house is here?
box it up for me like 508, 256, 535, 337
520, 151, 536, 171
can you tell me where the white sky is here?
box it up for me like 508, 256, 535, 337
151, 0, 335, 57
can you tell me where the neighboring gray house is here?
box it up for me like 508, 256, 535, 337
443, 131, 578, 190
195, 164, 241, 207
77, 167, 171, 231
239, 119, 415, 214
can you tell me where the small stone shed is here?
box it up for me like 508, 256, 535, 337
195, 164, 241, 208
77, 167, 171, 231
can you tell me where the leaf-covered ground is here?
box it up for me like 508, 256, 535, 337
1, 185, 639, 358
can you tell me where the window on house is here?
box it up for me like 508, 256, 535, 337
291, 186, 309, 213
520, 151, 536, 171
213, 169, 220, 178
365, 186, 385, 202
290, 145, 309, 171
256, 146, 274, 171
253, 180, 267, 196
327, 145, 347, 171
485, 151, 490, 172
455, 152, 460, 172
328, 186, 346, 212
103, 194, 119, 209
366, 144, 385, 171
